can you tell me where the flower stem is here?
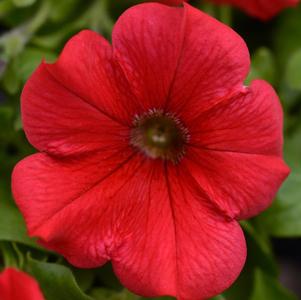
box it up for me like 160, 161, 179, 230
25, 0, 50, 35
0, 242, 19, 269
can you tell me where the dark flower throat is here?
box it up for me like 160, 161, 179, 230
130, 110, 189, 163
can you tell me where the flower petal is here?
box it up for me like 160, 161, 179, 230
22, 30, 134, 157
189, 80, 284, 156
112, 164, 246, 300
46, 30, 137, 124
183, 79, 289, 219
113, 3, 249, 115
12, 149, 135, 268
185, 148, 289, 220
112, 3, 185, 112
0, 268, 44, 300
167, 3, 250, 118
212, 0, 299, 20
152, 0, 187, 5
12, 152, 246, 299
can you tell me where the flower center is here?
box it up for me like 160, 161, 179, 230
130, 109, 189, 163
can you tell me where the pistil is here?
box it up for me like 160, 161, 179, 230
130, 109, 189, 164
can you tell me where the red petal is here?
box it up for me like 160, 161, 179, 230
112, 3, 185, 113
22, 31, 133, 157
185, 148, 289, 219
189, 80, 284, 156
151, 0, 187, 5
12, 149, 135, 268
167, 3, 250, 119
183, 80, 289, 219
212, 0, 299, 20
0, 268, 44, 300
46, 30, 137, 124
113, 3, 249, 116
112, 163, 246, 300
13, 152, 246, 299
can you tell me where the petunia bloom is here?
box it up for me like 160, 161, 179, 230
211, 0, 299, 20
12, 3, 289, 300
152, 0, 186, 5
0, 268, 44, 300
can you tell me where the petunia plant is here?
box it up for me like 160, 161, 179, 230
1, 1, 301, 300
211, 0, 299, 20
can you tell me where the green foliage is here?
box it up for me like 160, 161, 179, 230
210, 296, 225, 300
223, 221, 296, 300
27, 256, 93, 300
285, 49, 301, 91
0, 242, 23, 268
255, 127, 301, 237
12, 0, 37, 8
250, 269, 297, 300
0, 180, 41, 249
274, 5, 301, 70
91, 288, 175, 300
246, 47, 276, 85
256, 172, 301, 237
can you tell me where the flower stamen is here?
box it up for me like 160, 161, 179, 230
130, 109, 189, 164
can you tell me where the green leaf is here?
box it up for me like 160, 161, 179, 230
90, 288, 174, 300
250, 269, 297, 300
1, 47, 55, 94
255, 171, 301, 237
16, 47, 56, 82
0, 0, 14, 18
0, 106, 14, 127
90, 288, 117, 300
241, 222, 278, 276
48, 0, 81, 23
0, 242, 20, 268
143, 296, 174, 300
1, 60, 21, 94
210, 295, 226, 300
0, 29, 27, 59
0, 58, 6, 78
274, 5, 301, 70
31, 19, 85, 50
224, 264, 254, 300
224, 222, 278, 300
12, 0, 36, 7
91, 289, 140, 300
246, 47, 276, 85
255, 128, 301, 237
285, 48, 301, 91
27, 256, 93, 300
71, 267, 96, 292
284, 127, 301, 169
0, 179, 42, 249
96, 262, 123, 290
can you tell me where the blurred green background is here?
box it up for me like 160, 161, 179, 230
0, 0, 301, 299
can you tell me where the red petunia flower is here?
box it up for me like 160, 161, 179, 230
0, 268, 44, 300
211, 0, 299, 20
12, 3, 289, 300
155, 0, 187, 5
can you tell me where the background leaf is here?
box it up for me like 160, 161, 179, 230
285, 48, 301, 91
27, 256, 93, 300
255, 128, 301, 237
0, 180, 42, 249
250, 269, 297, 300
246, 47, 276, 85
